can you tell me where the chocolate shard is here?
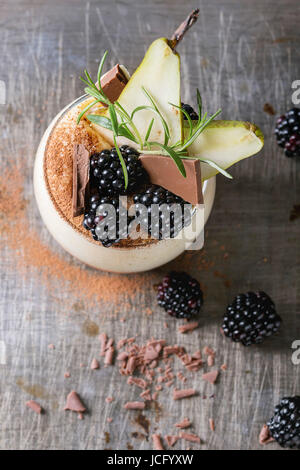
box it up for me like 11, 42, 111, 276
139, 154, 203, 205
26, 400, 43, 414
100, 64, 128, 103
64, 391, 86, 413
72, 144, 90, 217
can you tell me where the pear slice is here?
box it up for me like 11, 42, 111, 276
90, 38, 182, 148
117, 38, 182, 146
186, 120, 264, 181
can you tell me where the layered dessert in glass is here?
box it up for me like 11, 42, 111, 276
34, 10, 263, 273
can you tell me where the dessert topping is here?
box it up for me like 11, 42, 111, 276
72, 144, 90, 217
100, 64, 128, 103
139, 154, 203, 205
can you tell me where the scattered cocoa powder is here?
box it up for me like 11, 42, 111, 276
0, 166, 155, 309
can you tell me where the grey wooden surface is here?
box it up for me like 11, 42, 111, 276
0, 0, 299, 450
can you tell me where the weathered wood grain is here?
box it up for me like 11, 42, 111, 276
0, 0, 299, 450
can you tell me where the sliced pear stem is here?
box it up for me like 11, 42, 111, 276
169, 9, 200, 49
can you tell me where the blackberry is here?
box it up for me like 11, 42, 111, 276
83, 192, 132, 247
275, 107, 300, 157
157, 271, 203, 319
181, 102, 199, 121
133, 185, 192, 240
90, 145, 148, 196
267, 396, 300, 449
222, 291, 282, 346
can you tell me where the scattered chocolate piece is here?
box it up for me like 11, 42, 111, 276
124, 401, 146, 410
209, 418, 215, 432
165, 435, 179, 447
259, 424, 275, 445
91, 358, 100, 370
139, 154, 203, 205
26, 400, 43, 414
173, 388, 197, 400
100, 64, 128, 103
125, 356, 136, 375
99, 333, 108, 356
202, 370, 219, 384
263, 103, 275, 115
104, 346, 114, 366
179, 432, 201, 444
175, 418, 191, 429
72, 144, 90, 217
64, 391, 86, 413
127, 376, 148, 390
178, 321, 199, 334
140, 389, 152, 401
152, 434, 164, 450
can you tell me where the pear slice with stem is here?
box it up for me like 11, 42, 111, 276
185, 120, 264, 181
98, 38, 183, 148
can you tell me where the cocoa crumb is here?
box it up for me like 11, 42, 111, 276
179, 432, 201, 444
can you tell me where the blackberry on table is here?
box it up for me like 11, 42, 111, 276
133, 185, 192, 240
157, 271, 203, 319
267, 396, 300, 449
181, 102, 199, 121
90, 145, 148, 196
222, 291, 282, 346
275, 107, 300, 157
83, 192, 132, 247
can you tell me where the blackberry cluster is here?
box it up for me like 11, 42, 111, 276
267, 396, 300, 449
222, 291, 282, 346
157, 271, 203, 319
83, 193, 132, 247
181, 102, 199, 121
133, 185, 192, 240
90, 145, 148, 196
275, 108, 300, 157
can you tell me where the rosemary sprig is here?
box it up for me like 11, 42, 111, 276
78, 52, 232, 186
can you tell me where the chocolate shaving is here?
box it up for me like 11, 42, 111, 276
209, 418, 215, 431
259, 424, 275, 445
170, 9, 200, 49
26, 400, 43, 414
91, 358, 100, 370
124, 401, 146, 410
72, 144, 90, 217
202, 370, 219, 384
104, 346, 114, 366
173, 388, 196, 400
175, 418, 191, 429
64, 391, 86, 413
179, 432, 201, 444
178, 321, 199, 334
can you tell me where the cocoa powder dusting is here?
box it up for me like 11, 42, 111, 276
0, 165, 153, 308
